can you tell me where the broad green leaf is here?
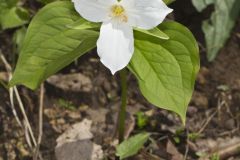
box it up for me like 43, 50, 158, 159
66, 18, 100, 30
192, 0, 240, 61
135, 27, 169, 40
10, 1, 99, 89
129, 22, 199, 123
0, 0, 30, 29
116, 133, 150, 160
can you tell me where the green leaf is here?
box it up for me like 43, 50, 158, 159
10, 1, 99, 89
192, 0, 240, 61
116, 133, 150, 160
0, 0, 18, 8
66, 18, 100, 30
129, 21, 199, 123
163, 0, 176, 5
203, 0, 240, 61
37, 0, 60, 5
135, 27, 169, 40
0, 0, 30, 29
191, 0, 214, 12
136, 112, 148, 129
13, 27, 27, 53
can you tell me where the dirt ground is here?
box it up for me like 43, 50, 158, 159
0, 0, 240, 160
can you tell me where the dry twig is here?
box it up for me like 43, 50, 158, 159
197, 99, 225, 134
33, 84, 44, 160
0, 51, 38, 156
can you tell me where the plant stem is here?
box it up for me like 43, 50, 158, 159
118, 68, 127, 143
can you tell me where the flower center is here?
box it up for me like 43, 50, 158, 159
110, 5, 128, 22
111, 5, 125, 16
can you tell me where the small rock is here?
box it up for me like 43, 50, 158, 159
55, 119, 103, 160
197, 67, 209, 85
66, 111, 81, 119
103, 79, 112, 92
50, 118, 69, 133
187, 106, 198, 115
56, 119, 93, 147
47, 73, 92, 92
5, 143, 16, 160
232, 79, 240, 90
17, 141, 30, 157
44, 108, 56, 119
88, 108, 108, 124
224, 119, 235, 130
127, 103, 145, 114
56, 140, 103, 160
192, 91, 208, 108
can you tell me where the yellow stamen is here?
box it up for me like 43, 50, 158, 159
111, 5, 125, 16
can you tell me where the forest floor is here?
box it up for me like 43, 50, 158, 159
0, 0, 240, 160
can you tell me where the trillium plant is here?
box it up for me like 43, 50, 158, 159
72, 0, 173, 74
9, 0, 200, 153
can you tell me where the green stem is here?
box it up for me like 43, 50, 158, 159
118, 68, 127, 143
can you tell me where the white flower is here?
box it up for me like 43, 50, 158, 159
72, 0, 173, 74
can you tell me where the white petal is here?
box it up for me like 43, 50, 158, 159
121, 0, 173, 29
97, 21, 134, 74
72, 0, 116, 22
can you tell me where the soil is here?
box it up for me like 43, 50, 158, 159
0, 0, 240, 160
